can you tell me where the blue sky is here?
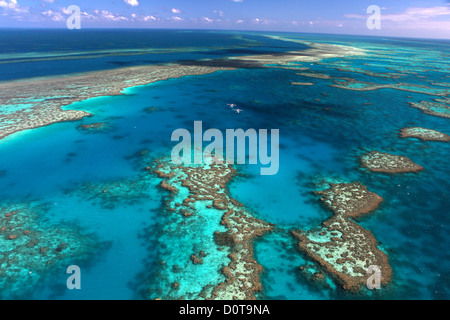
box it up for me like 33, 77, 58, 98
0, 0, 449, 39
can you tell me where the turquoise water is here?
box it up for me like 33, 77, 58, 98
0, 30, 449, 300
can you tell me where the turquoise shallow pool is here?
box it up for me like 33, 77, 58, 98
0, 30, 449, 299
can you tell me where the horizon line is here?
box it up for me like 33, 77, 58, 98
0, 27, 449, 42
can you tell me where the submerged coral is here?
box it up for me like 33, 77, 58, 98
0, 203, 98, 298
77, 122, 110, 133
67, 177, 151, 209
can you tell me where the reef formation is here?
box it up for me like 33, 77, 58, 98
292, 182, 391, 292
68, 178, 151, 209
0, 203, 97, 298
0, 64, 235, 141
226, 35, 364, 66
151, 158, 273, 300
409, 101, 450, 119
361, 151, 424, 174
291, 82, 314, 86
400, 127, 450, 142
77, 122, 109, 133
330, 80, 450, 96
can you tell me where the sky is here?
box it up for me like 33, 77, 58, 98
0, 0, 449, 39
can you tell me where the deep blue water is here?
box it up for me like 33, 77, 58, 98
0, 29, 449, 300
0, 29, 307, 81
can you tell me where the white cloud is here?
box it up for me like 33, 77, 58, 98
61, 6, 94, 21
171, 8, 181, 14
0, 0, 15, 6
143, 15, 157, 21
42, 9, 64, 21
202, 16, 213, 22
124, 0, 139, 7
250, 17, 273, 25
79, 11, 96, 21
94, 9, 128, 21
0, 0, 28, 13
41, 9, 53, 15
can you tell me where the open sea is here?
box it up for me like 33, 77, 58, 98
0, 29, 449, 300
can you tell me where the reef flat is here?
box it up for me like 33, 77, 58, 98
330, 80, 450, 96
291, 82, 315, 86
317, 61, 404, 79
316, 182, 383, 219
292, 182, 391, 292
434, 97, 450, 104
230, 35, 365, 66
0, 203, 97, 298
0, 64, 235, 141
400, 127, 450, 142
361, 151, 424, 174
409, 101, 450, 119
296, 72, 338, 80
151, 158, 273, 300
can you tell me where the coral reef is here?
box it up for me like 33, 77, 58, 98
0, 203, 98, 298
409, 101, 450, 119
292, 182, 391, 292
316, 182, 383, 219
361, 151, 424, 174
291, 82, 314, 86
400, 127, 450, 142
330, 80, 450, 96
151, 158, 273, 300
0, 65, 235, 141
227, 35, 364, 66
77, 122, 109, 133
66, 177, 150, 209
296, 72, 336, 80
